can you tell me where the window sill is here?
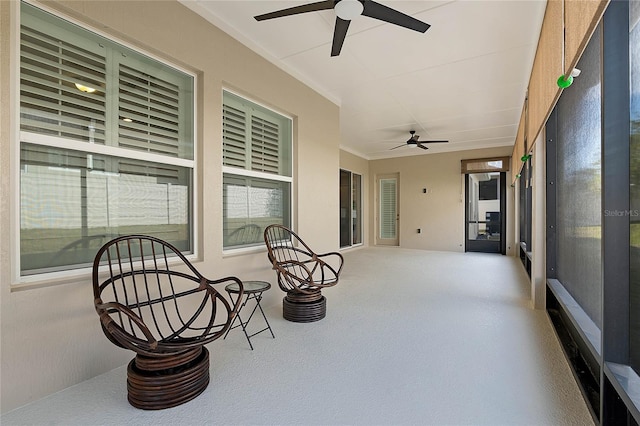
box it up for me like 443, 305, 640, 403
547, 278, 602, 359
222, 245, 266, 258
605, 363, 640, 421
11, 269, 93, 292
12, 253, 199, 292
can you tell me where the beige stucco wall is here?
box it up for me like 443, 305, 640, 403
0, 0, 340, 412
368, 147, 515, 254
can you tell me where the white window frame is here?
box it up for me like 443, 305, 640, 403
12, 1, 198, 286
222, 89, 293, 255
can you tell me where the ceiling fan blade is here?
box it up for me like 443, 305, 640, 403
389, 144, 406, 150
361, 1, 430, 33
331, 17, 350, 56
417, 144, 429, 150
419, 140, 449, 144
255, 0, 334, 21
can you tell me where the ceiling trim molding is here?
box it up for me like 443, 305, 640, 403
339, 144, 371, 161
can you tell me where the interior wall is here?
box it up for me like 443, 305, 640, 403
0, 0, 340, 413
368, 146, 514, 254
339, 149, 370, 248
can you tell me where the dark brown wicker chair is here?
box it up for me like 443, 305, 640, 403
92, 235, 243, 410
264, 225, 344, 322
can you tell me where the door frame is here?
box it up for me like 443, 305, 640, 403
464, 171, 506, 254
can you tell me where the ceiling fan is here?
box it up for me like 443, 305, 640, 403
254, 0, 431, 57
390, 131, 448, 150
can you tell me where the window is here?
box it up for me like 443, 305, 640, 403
339, 169, 362, 248
460, 156, 510, 173
222, 91, 292, 250
479, 176, 498, 200
18, 3, 195, 276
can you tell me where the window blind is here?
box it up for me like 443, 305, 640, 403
222, 91, 291, 176
222, 103, 247, 168
380, 178, 397, 239
251, 115, 280, 174
20, 3, 193, 159
117, 64, 182, 157
20, 24, 107, 144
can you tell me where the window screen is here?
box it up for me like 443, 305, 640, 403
629, 0, 640, 372
555, 25, 603, 328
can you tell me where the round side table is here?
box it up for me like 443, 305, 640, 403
224, 281, 275, 350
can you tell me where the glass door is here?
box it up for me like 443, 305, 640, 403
340, 170, 351, 247
340, 169, 362, 248
465, 172, 506, 253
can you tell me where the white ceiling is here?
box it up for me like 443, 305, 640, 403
181, 0, 547, 160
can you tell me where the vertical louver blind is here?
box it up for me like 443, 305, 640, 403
380, 179, 397, 239
20, 24, 107, 144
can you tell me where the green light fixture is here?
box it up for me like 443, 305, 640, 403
557, 68, 581, 89
557, 74, 573, 88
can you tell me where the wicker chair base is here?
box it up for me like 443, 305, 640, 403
283, 295, 326, 323
126, 347, 209, 410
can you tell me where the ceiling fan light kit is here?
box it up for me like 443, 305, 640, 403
254, 0, 431, 57
335, 0, 364, 20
